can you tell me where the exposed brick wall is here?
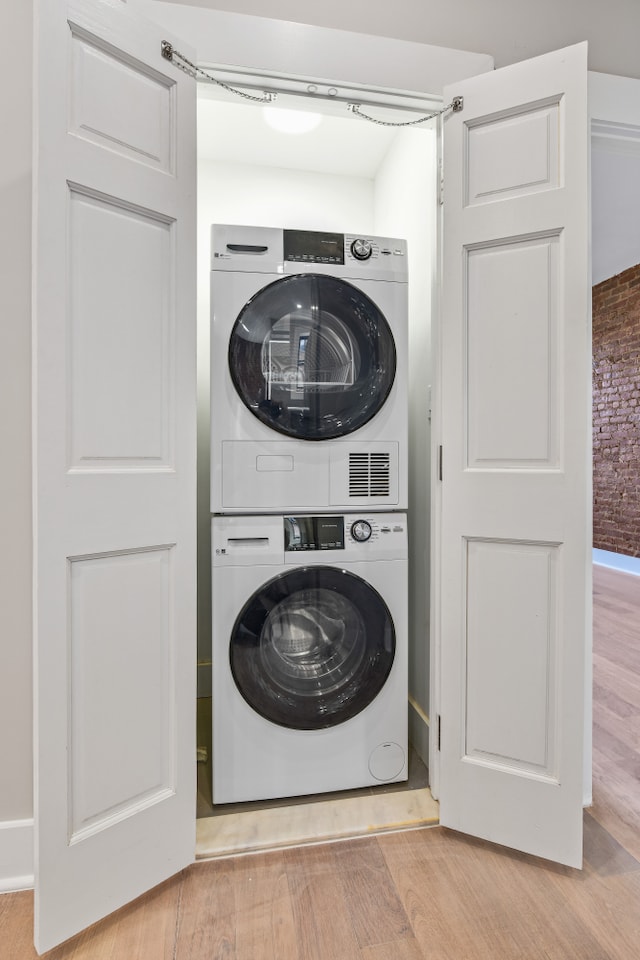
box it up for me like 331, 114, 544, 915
592, 263, 640, 556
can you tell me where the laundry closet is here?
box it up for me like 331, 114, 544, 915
195, 88, 438, 802
31, 0, 608, 950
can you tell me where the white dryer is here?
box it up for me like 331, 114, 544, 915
210, 225, 408, 514
211, 512, 408, 804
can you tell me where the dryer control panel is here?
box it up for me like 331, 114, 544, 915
283, 229, 344, 265
281, 228, 407, 271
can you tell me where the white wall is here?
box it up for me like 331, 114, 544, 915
197, 157, 375, 690
590, 74, 640, 284
373, 127, 436, 763
0, 2, 34, 826
163, 0, 640, 79
591, 142, 640, 284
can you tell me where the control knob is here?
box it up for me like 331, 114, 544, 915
351, 519, 373, 543
350, 238, 373, 261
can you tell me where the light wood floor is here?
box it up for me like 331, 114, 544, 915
3, 564, 639, 959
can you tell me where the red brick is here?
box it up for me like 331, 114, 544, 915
592, 262, 640, 555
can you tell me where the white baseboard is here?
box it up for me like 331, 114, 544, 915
0, 818, 34, 893
593, 548, 640, 576
408, 696, 430, 771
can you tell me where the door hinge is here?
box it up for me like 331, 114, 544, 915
438, 158, 444, 206
437, 714, 442, 751
438, 445, 443, 481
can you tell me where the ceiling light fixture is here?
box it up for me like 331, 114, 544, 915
263, 106, 322, 134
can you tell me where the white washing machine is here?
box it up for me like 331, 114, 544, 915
211, 512, 408, 804
210, 225, 408, 514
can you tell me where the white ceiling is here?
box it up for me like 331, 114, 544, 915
197, 95, 402, 178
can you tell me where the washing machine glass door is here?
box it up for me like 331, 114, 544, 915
230, 566, 395, 729
228, 274, 396, 440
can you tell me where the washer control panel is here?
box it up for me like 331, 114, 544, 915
346, 516, 406, 545
345, 234, 407, 268
350, 519, 373, 542
350, 238, 373, 261
214, 514, 406, 566
284, 515, 345, 551
282, 514, 406, 559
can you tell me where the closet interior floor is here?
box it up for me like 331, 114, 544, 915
196, 698, 438, 859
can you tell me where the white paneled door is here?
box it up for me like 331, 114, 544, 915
33, 0, 196, 952
438, 43, 590, 867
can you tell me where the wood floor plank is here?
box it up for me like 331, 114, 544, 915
79, 882, 178, 960
360, 937, 425, 960
331, 838, 411, 947
379, 828, 617, 960
474, 847, 615, 960
582, 809, 640, 877
591, 767, 640, 862
593, 653, 640, 716
232, 851, 299, 960
593, 679, 637, 718
593, 565, 640, 605
592, 718, 637, 765
590, 564, 640, 868
387, 862, 522, 959
49, 874, 182, 960
589, 797, 640, 865
174, 861, 236, 960
546, 842, 640, 959
379, 830, 522, 960
375, 820, 469, 872
284, 845, 361, 960
0, 891, 39, 960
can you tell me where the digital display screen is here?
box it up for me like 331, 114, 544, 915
283, 230, 345, 265
284, 516, 345, 551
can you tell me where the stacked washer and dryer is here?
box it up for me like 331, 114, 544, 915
210, 225, 409, 804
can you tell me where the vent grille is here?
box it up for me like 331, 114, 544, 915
348, 452, 391, 497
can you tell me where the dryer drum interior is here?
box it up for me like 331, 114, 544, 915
230, 566, 396, 729
228, 274, 397, 440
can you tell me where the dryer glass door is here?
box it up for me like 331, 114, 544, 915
230, 566, 395, 729
228, 275, 396, 440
